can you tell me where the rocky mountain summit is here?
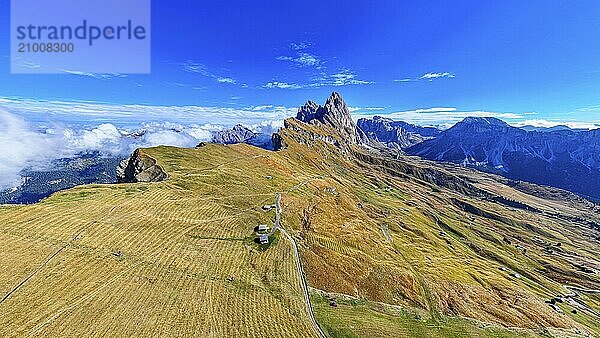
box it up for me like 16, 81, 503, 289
295, 92, 370, 145
357, 115, 440, 149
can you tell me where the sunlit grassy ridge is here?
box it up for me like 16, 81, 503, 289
0, 144, 318, 337
276, 118, 599, 336
0, 118, 598, 337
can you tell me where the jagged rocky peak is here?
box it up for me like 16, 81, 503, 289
295, 92, 368, 145
296, 100, 321, 122
296, 92, 352, 128
323, 91, 354, 127
212, 124, 256, 145
357, 115, 440, 149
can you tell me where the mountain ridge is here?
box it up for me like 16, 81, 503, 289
357, 115, 440, 149
407, 116, 600, 200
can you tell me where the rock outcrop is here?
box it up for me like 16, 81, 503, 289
271, 132, 287, 151
116, 149, 167, 183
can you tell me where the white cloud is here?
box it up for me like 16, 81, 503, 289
71, 124, 122, 150
397, 107, 458, 114
0, 109, 251, 189
271, 41, 374, 88
420, 72, 455, 80
511, 119, 600, 130
250, 119, 285, 135
348, 106, 385, 113
0, 109, 60, 188
138, 129, 199, 148
181, 61, 241, 85
0, 97, 297, 126
296, 53, 320, 67
186, 126, 216, 140
290, 42, 311, 50
252, 105, 273, 110
0, 98, 299, 187
264, 69, 374, 89
575, 104, 600, 113
277, 42, 324, 69
11, 58, 42, 70
164, 81, 187, 87
394, 72, 455, 83
277, 52, 322, 68
328, 69, 374, 86
217, 77, 236, 84
21, 61, 41, 69
263, 81, 303, 89
181, 61, 210, 75
60, 122, 213, 157
61, 69, 127, 80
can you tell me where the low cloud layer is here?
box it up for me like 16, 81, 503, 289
0, 108, 283, 189
0, 109, 61, 188
512, 119, 600, 130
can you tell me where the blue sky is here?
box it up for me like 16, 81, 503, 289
1, 0, 600, 128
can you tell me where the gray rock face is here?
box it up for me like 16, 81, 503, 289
116, 149, 167, 183
212, 124, 256, 144
295, 92, 369, 145
271, 132, 287, 151
357, 116, 440, 149
296, 100, 321, 122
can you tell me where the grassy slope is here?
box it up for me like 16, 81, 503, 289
0, 144, 317, 337
275, 119, 599, 336
310, 292, 542, 338
0, 120, 598, 337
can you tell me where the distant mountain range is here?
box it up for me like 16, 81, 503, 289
357, 116, 440, 149
211, 124, 274, 150
390, 117, 600, 200
520, 125, 594, 133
